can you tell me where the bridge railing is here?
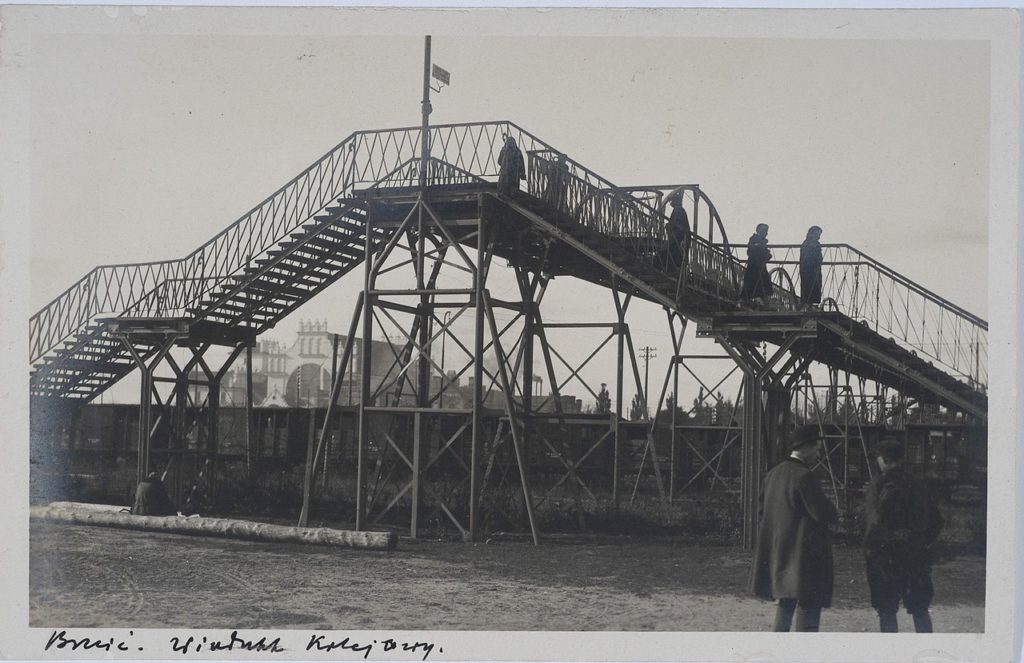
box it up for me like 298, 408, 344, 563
30, 121, 547, 364
119, 276, 228, 320
32, 119, 988, 396
30, 130, 363, 363
526, 150, 748, 304
747, 243, 988, 389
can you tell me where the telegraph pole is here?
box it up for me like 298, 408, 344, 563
640, 346, 656, 419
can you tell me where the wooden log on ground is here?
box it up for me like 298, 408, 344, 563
45, 502, 129, 514
30, 503, 397, 551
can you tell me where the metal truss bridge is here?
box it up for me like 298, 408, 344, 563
30, 120, 987, 546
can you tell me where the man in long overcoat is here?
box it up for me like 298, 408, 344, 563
750, 424, 838, 631
497, 135, 526, 195
666, 192, 691, 273
740, 223, 773, 304
799, 225, 824, 308
864, 438, 944, 633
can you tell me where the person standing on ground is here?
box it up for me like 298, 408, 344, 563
750, 424, 838, 632
864, 437, 944, 633
497, 135, 526, 195
799, 225, 824, 308
740, 223, 773, 306
132, 471, 177, 516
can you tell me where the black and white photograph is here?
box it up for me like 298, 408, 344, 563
1, 5, 1021, 662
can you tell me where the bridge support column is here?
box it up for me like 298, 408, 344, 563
713, 330, 814, 549
352, 197, 503, 541
115, 333, 179, 483
114, 328, 247, 512
610, 284, 634, 506
628, 309, 686, 510
468, 214, 488, 541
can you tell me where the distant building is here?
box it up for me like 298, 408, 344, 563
220, 319, 406, 408
218, 319, 585, 412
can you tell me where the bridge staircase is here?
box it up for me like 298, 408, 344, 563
30, 121, 987, 425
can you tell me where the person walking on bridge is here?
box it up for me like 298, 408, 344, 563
667, 191, 691, 273
498, 135, 526, 195
740, 223, 773, 306
864, 437, 944, 633
799, 225, 824, 308
750, 424, 838, 632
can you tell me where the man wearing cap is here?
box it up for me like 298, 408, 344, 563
750, 424, 838, 631
864, 437, 944, 632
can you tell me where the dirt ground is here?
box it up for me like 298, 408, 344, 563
29, 522, 984, 632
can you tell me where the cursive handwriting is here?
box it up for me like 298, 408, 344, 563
307, 633, 441, 661
45, 630, 141, 652
44, 629, 441, 659
169, 631, 285, 654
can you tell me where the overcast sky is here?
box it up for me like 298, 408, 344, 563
24, 8, 991, 406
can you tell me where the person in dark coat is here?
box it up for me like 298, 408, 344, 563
750, 424, 838, 632
799, 225, 824, 308
497, 135, 526, 195
864, 438, 944, 633
132, 471, 177, 516
666, 191, 691, 272
740, 223, 773, 304
542, 152, 570, 213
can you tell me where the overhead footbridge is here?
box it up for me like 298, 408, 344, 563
29, 121, 987, 541
31, 120, 986, 415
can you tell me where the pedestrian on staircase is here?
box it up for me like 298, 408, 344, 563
740, 223, 773, 305
667, 191, 691, 273
800, 225, 824, 308
498, 135, 526, 195
750, 424, 838, 632
864, 437, 944, 633
542, 152, 570, 212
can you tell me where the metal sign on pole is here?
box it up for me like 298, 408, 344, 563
431, 63, 450, 91
420, 36, 451, 189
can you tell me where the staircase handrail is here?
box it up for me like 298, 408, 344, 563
730, 242, 987, 387
30, 120, 541, 363
734, 242, 987, 329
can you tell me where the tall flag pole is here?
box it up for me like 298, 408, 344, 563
420, 36, 432, 190
419, 36, 451, 190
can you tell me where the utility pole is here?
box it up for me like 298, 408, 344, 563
640, 346, 656, 419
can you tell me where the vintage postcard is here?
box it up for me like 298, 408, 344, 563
0, 5, 1020, 662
